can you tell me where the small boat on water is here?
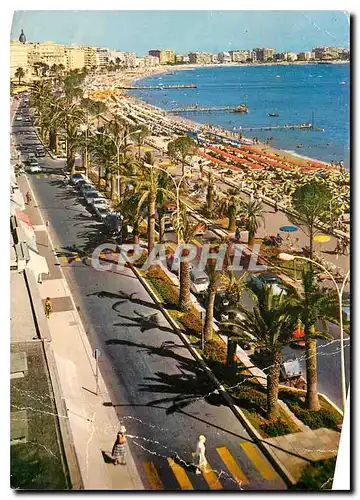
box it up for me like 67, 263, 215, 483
232, 104, 248, 113
276, 75, 281, 78
340, 81, 346, 85
268, 113, 280, 117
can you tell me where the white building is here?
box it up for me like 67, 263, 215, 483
96, 47, 110, 67
284, 52, 298, 62
218, 51, 232, 63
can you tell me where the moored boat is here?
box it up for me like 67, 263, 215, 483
268, 112, 280, 117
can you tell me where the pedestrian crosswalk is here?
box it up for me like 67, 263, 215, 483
35, 173, 63, 179
141, 443, 279, 490
57, 251, 119, 264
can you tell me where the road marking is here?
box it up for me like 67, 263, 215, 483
216, 446, 248, 485
143, 462, 164, 490
191, 238, 202, 248
167, 458, 194, 490
36, 175, 40, 179
60, 256, 68, 263
43, 174, 48, 178
240, 442, 278, 480
202, 463, 223, 490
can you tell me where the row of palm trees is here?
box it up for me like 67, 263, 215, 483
30, 71, 340, 423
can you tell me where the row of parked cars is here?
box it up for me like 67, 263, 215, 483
70, 173, 122, 234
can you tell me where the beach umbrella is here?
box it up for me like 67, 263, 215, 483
280, 225, 298, 242
313, 233, 331, 254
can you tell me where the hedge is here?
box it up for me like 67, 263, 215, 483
291, 457, 336, 490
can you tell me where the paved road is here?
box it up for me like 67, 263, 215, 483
12, 118, 286, 489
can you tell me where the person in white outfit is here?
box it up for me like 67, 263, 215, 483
194, 435, 207, 475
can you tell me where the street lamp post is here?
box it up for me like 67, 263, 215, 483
278, 252, 349, 413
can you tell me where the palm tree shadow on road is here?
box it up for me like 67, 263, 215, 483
104, 337, 225, 414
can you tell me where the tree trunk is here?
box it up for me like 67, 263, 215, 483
119, 176, 126, 198
305, 326, 320, 411
49, 130, 58, 154
207, 185, 214, 214
111, 174, 117, 200
158, 212, 165, 243
226, 338, 237, 368
267, 351, 282, 421
98, 165, 102, 187
204, 286, 216, 341
228, 208, 236, 232
148, 192, 156, 254
248, 232, 255, 246
68, 149, 76, 174
181, 161, 185, 177
179, 259, 191, 311
309, 224, 314, 260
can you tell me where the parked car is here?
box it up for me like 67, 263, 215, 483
190, 269, 209, 295
248, 272, 287, 296
84, 190, 102, 204
70, 173, 86, 186
94, 206, 112, 220
28, 163, 42, 173
80, 183, 96, 194
91, 197, 108, 209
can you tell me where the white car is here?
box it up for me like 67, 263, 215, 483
94, 206, 112, 220
190, 269, 209, 295
28, 164, 42, 173
84, 190, 101, 204
91, 197, 108, 208
80, 183, 95, 194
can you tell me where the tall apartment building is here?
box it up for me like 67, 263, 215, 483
229, 50, 251, 63
64, 46, 86, 71
217, 51, 232, 63
284, 52, 298, 62
210, 53, 218, 64
188, 52, 212, 64
252, 47, 275, 62
175, 54, 190, 64
313, 46, 341, 60
143, 55, 160, 67
10, 40, 30, 81
297, 51, 314, 61
148, 49, 175, 65
83, 46, 97, 68
96, 47, 110, 67
27, 41, 67, 72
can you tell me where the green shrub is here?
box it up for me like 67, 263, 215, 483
292, 457, 336, 490
146, 267, 178, 305
279, 390, 342, 430
260, 418, 294, 437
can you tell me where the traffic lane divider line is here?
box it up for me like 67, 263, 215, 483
216, 446, 248, 485
143, 461, 164, 490
167, 458, 194, 490
240, 442, 278, 481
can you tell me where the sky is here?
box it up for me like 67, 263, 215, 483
11, 10, 350, 55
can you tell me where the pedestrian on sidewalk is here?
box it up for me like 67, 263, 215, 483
112, 426, 127, 466
26, 191, 31, 205
234, 227, 241, 242
193, 435, 208, 475
44, 297, 52, 319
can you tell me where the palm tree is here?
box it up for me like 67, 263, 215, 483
87, 132, 116, 187
216, 188, 243, 232
241, 199, 265, 245
128, 163, 173, 255
205, 172, 215, 216
203, 262, 222, 342
174, 205, 199, 311
221, 281, 299, 420
167, 136, 197, 176
14, 67, 25, 85
289, 268, 338, 411
219, 272, 247, 366
132, 124, 149, 160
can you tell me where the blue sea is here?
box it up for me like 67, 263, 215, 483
131, 64, 350, 168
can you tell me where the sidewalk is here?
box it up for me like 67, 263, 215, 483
17, 173, 144, 490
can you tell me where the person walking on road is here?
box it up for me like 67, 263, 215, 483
26, 191, 31, 205
193, 435, 208, 475
44, 297, 52, 319
234, 227, 241, 242
112, 426, 127, 465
